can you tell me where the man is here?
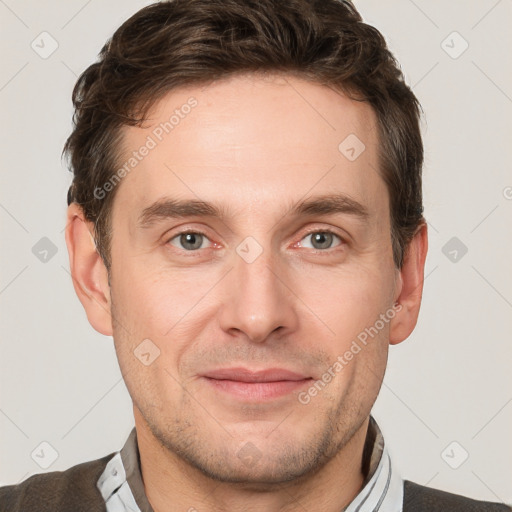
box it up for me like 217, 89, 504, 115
0, 0, 509, 510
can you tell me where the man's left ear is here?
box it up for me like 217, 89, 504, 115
389, 221, 428, 345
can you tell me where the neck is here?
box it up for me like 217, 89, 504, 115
135, 410, 370, 512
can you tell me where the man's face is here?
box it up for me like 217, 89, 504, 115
107, 73, 400, 483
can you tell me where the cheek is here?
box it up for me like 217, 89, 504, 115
110, 263, 218, 365
109, 274, 192, 409
298, 264, 393, 402
302, 262, 395, 344
112, 252, 183, 325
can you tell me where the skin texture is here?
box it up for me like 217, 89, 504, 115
65, 72, 428, 512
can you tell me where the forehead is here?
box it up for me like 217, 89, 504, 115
112, 72, 385, 224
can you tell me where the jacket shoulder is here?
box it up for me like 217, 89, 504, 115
0, 451, 115, 512
403, 479, 512, 512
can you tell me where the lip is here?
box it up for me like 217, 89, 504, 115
202, 367, 310, 382
200, 367, 313, 401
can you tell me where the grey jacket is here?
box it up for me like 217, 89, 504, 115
1, 453, 510, 512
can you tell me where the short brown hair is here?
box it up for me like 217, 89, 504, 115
63, 0, 424, 271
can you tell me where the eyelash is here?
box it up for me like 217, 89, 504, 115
165, 228, 346, 255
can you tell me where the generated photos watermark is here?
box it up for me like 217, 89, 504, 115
93, 97, 198, 200
298, 302, 402, 405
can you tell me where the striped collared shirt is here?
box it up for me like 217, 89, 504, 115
97, 416, 403, 512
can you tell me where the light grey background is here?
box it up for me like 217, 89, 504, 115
1, 0, 511, 504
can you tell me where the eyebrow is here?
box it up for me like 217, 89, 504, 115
137, 193, 369, 229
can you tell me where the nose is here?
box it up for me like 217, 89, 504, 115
217, 244, 299, 344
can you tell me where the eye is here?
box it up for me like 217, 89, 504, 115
168, 231, 212, 251
299, 230, 343, 251
166, 229, 343, 253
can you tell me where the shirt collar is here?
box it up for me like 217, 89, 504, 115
97, 416, 403, 512
343, 416, 403, 512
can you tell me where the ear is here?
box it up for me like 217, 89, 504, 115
65, 203, 113, 336
389, 221, 428, 345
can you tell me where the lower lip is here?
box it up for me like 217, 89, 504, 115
203, 377, 312, 401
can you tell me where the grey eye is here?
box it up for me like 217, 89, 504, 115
169, 232, 210, 251
301, 232, 341, 250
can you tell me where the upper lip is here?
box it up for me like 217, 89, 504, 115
202, 367, 311, 383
